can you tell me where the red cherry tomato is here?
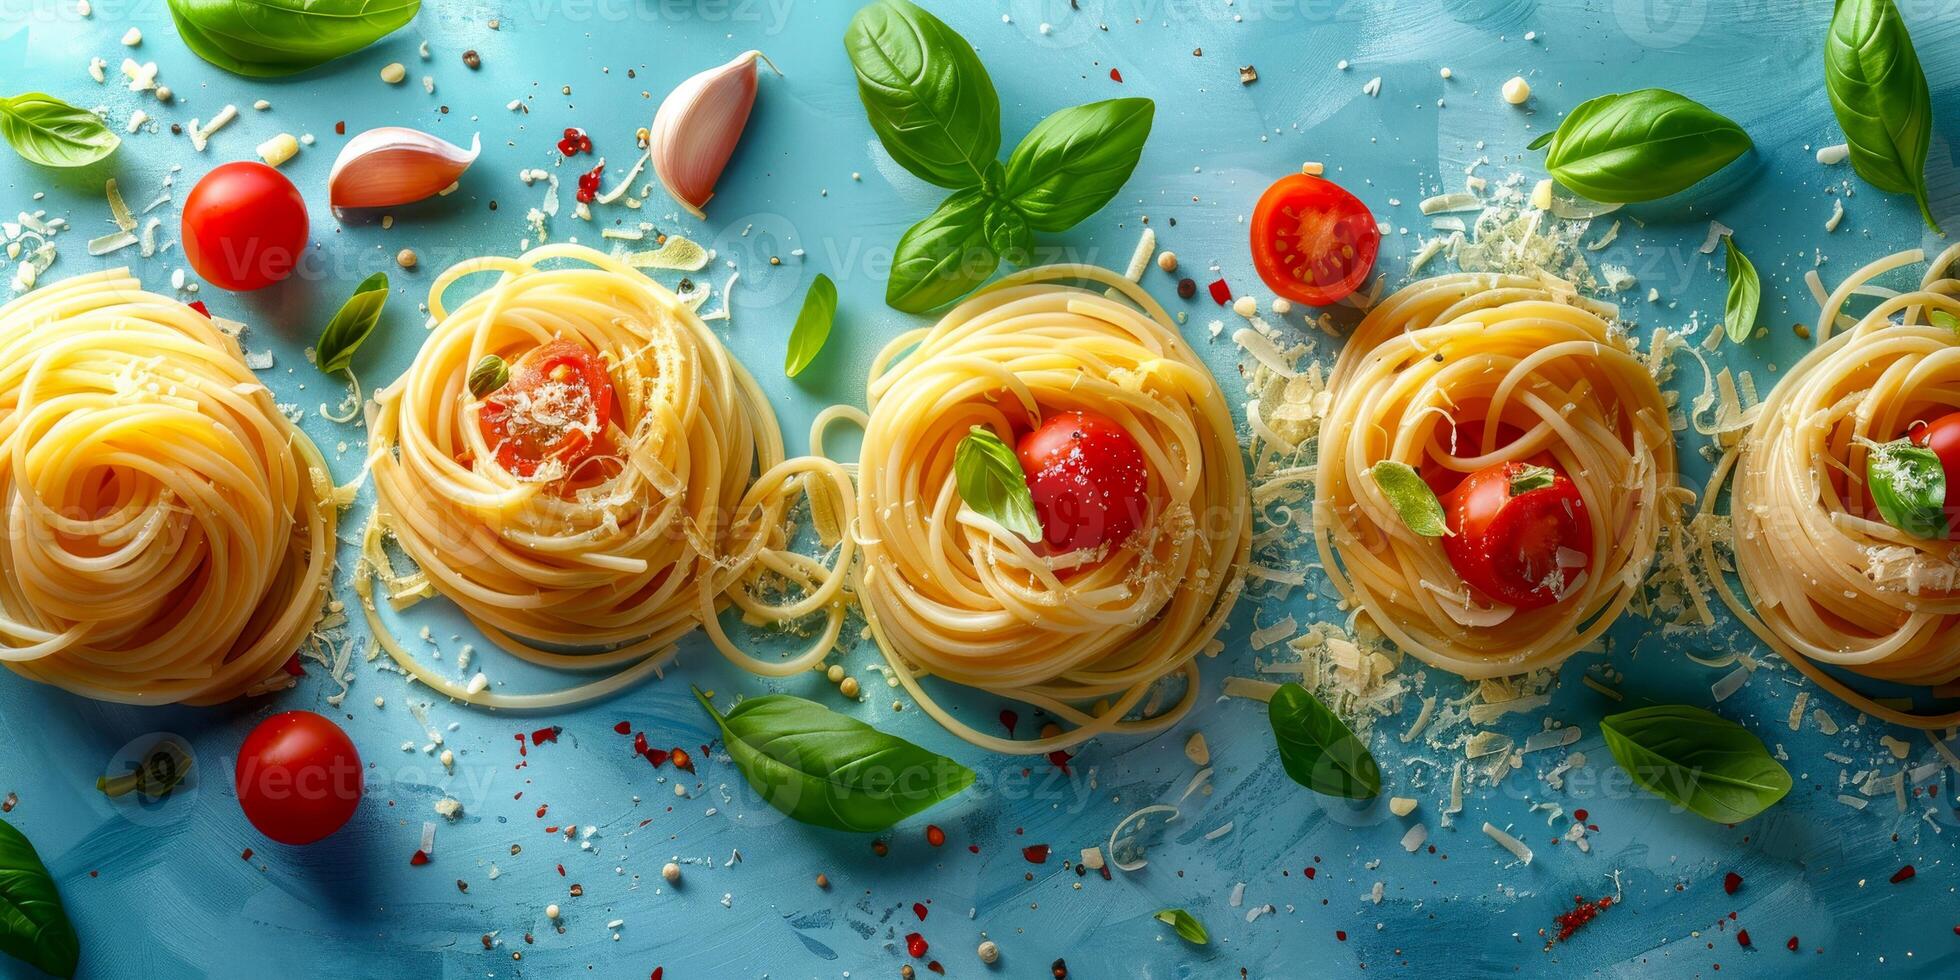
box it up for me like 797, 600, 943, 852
475, 339, 615, 478
1909, 411, 1960, 538
235, 710, 362, 845
181, 162, 308, 291
1014, 410, 1151, 553
1441, 461, 1592, 610
1248, 173, 1380, 307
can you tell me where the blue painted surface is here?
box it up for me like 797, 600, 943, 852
2, 0, 1960, 977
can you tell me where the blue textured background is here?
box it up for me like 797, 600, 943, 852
3, 0, 1960, 977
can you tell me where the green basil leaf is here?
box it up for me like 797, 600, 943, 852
694, 688, 975, 833
167, 0, 420, 78
785, 273, 838, 378
1866, 437, 1948, 539
887, 190, 999, 313
1525, 130, 1555, 151
1368, 460, 1450, 537
315, 272, 389, 376
1002, 98, 1155, 233
843, 0, 1000, 189
1600, 705, 1791, 823
1722, 235, 1760, 345
0, 93, 119, 168
1268, 682, 1381, 800
1533, 89, 1750, 203
0, 818, 80, 979
1931, 309, 1960, 331
1826, 0, 1940, 232
1508, 464, 1555, 496
982, 198, 1032, 265
953, 426, 1042, 542
1154, 908, 1209, 945
466, 354, 509, 398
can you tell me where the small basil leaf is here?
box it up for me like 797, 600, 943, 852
1826, 0, 1940, 232
1154, 908, 1209, 945
1533, 89, 1750, 203
1268, 682, 1381, 799
315, 272, 390, 376
1508, 464, 1556, 496
785, 273, 838, 378
467, 354, 509, 398
1866, 437, 1948, 539
981, 198, 1032, 264
0, 818, 80, 979
1599, 705, 1791, 823
887, 190, 999, 313
1525, 130, 1555, 151
1002, 98, 1156, 233
167, 0, 421, 78
1369, 460, 1451, 537
0, 93, 119, 168
953, 426, 1042, 542
694, 688, 975, 833
843, 0, 1000, 189
1722, 235, 1760, 345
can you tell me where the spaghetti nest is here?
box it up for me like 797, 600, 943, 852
1315, 273, 1679, 678
0, 270, 335, 704
1703, 244, 1960, 728
363, 244, 852, 708
848, 265, 1249, 754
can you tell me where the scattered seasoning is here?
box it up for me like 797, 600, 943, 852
1335, 930, 1347, 941
240, 848, 253, 861
999, 710, 1018, 736
462, 50, 481, 70
396, 248, 417, 270
1050, 958, 1069, 979
1737, 929, 1751, 948
1108, 68, 1122, 83
815, 873, 829, 889
1724, 871, 1742, 894
576, 163, 605, 204
1787, 936, 1800, 951
410, 849, 430, 866
334, 120, 345, 135
669, 747, 694, 773
871, 840, 889, 857
557, 127, 592, 157
1891, 864, 1916, 884
1176, 278, 1197, 299
905, 932, 929, 958
1304, 866, 1316, 879
926, 825, 946, 847
187, 301, 211, 318
912, 902, 928, 921
568, 883, 584, 897
1208, 279, 1231, 305
614, 721, 631, 734
1022, 844, 1050, 864
1549, 894, 1614, 945
531, 726, 560, 745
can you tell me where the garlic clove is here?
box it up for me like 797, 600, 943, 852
329, 127, 480, 210
649, 50, 778, 219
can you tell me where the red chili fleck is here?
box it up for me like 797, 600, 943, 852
1724, 871, 1742, 894
410, 850, 430, 866
1892, 864, 1917, 884
1335, 930, 1347, 941
240, 848, 254, 861
1787, 936, 1800, 951
644, 747, 670, 768
652, 970, 662, 980
1109, 68, 1123, 83
557, 127, 592, 157
1000, 710, 1018, 736
187, 300, 211, 318
544, 826, 558, 834
1046, 749, 1072, 774
556, 863, 566, 877
614, 721, 632, 735
514, 733, 527, 756
926, 825, 946, 847
905, 932, 929, 958
532, 726, 560, 745
913, 902, 928, 921
1572, 808, 1588, 822
1551, 894, 1614, 944
927, 962, 944, 975
670, 747, 694, 773
1022, 844, 1051, 864
576, 162, 605, 204
1304, 867, 1316, 879
968, 844, 980, 854
1208, 279, 1231, 305
1737, 929, 1752, 948
281, 655, 306, 677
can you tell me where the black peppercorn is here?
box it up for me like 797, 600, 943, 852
1176, 278, 1196, 299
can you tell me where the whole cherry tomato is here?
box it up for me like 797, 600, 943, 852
1248, 173, 1380, 307
1015, 410, 1151, 553
1441, 461, 1592, 610
475, 339, 615, 479
235, 710, 363, 845
181, 161, 309, 291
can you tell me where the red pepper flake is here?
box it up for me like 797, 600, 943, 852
1891, 864, 1917, 884
1724, 871, 1743, 894
670, 747, 694, 773
872, 840, 890, 857
925, 825, 946, 847
1550, 894, 1614, 945
644, 747, 670, 768
999, 710, 1018, 736
1208, 279, 1232, 305
1022, 844, 1050, 864
968, 844, 979, 854
1109, 68, 1123, 83
556, 863, 566, 877
652, 970, 663, 980
281, 655, 306, 676
912, 902, 928, 921
1046, 749, 1072, 775
1335, 930, 1347, 941
576, 162, 605, 204
240, 848, 254, 861
410, 850, 431, 866
535, 804, 549, 817
1304, 867, 1316, 879
514, 733, 527, 757
1787, 936, 1800, 951
1737, 929, 1752, 948
531, 726, 560, 745
633, 732, 650, 755
1573, 808, 1588, 822
187, 300, 211, 318
927, 962, 944, 975
544, 826, 558, 834
905, 932, 929, 958
334, 120, 345, 135
614, 721, 632, 735
557, 127, 592, 157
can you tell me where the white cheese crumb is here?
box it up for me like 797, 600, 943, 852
1388, 797, 1417, 817
1816, 143, 1849, 166
120, 26, 141, 46
257, 133, 299, 168
1502, 76, 1531, 105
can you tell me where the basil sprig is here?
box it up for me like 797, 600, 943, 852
168, 0, 421, 78
1826, 0, 1941, 232
0, 92, 119, 168
1268, 682, 1381, 800
953, 426, 1043, 542
694, 688, 974, 833
1526, 89, 1750, 203
785, 273, 838, 378
1722, 235, 1760, 345
845, 0, 1154, 312
1154, 908, 1209, 945
1368, 460, 1451, 537
1866, 437, 1948, 539
0, 818, 80, 979
315, 272, 389, 376
1600, 705, 1790, 823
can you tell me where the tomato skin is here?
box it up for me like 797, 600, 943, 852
182, 162, 308, 291
475, 340, 615, 478
235, 711, 363, 846
1909, 412, 1960, 538
1441, 461, 1592, 610
1248, 174, 1381, 307
1014, 411, 1151, 553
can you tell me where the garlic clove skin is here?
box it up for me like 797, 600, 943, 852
329, 127, 480, 210
650, 50, 777, 219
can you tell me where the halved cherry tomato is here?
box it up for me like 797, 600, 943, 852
475, 339, 614, 478
182, 161, 308, 291
1015, 410, 1151, 553
1441, 461, 1592, 610
1248, 173, 1380, 307
1908, 411, 1960, 539
235, 711, 362, 846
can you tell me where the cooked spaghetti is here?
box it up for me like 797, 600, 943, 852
1315, 273, 1680, 677
361, 244, 852, 708
847, 264, 1249, 754
0, 270, 335, 704
1703, 244, 1960, 728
